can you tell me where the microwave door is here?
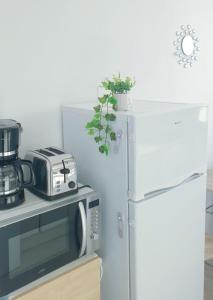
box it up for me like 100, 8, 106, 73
0, 199, 87, 298
0, 215, 40, 297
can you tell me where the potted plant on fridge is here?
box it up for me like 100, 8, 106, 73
85, 74, 135, 156
102, 73, 135, 111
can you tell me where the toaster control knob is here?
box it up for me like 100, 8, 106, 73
68, 181, 76, 189
60, 168, 70, 175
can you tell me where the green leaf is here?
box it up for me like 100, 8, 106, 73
94, 136, 102, 143
88, 128, 94, 135
94, 112, 100, 119
85, 122, 93, 129
105, 113, 116, 121
93, 105, 101, 113
112, 104, 117, 111
90, 119, 100, 129
110, 131, 116, 141
99, 145, 105, 153
105, 113, 111, 121
109, 113, 116, 121
108, 96, 117, 105
102, 81, 109, 90
105, 125, 111, 133
98, 95, 107, 104
99, 144, 109, 155
103, 144, 109, 155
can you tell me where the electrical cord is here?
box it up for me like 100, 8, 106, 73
77, 184, 92, 190
100, 258, 103, 281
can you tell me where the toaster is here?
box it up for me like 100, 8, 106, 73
25, 147, 78, 200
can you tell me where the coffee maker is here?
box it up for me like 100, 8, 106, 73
0, 120, 34, 209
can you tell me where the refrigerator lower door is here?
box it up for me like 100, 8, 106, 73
129, 175, 206, 300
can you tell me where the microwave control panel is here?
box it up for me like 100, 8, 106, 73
88, 199, 100, 252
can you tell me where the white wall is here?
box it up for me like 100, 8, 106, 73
1, 0, 213, 166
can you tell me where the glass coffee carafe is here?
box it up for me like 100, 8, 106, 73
0, 159, 34, 209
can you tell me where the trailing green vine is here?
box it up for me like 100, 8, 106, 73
86, 94, 117, 156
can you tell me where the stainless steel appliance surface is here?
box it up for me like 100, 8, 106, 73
25, 147, 78, 200
0, 186, 101, 298
0, 119, 22, 161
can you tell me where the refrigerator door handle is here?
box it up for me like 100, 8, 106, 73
144, 172, 204, 200
117, 212, 124, 238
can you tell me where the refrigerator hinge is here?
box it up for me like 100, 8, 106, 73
128, 190, 145, 202
128, 190, 133, 199
128, 133, 135, 143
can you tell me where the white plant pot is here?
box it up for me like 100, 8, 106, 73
114, 93, 131, 111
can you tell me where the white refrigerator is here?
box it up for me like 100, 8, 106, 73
62, 100, 208, 300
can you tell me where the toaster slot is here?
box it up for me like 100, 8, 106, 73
36, 149, 55, 157
46, 147, 65, 155
33, 158, 48, 193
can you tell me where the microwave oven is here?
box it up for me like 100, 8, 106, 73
0, 188, 100, 297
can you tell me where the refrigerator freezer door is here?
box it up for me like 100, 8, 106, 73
129, 175, 206, 300
128, 105, 208, 201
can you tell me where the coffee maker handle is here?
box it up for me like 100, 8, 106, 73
19, 160, 35, 187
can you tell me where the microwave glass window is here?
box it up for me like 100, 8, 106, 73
8, 217, 70, 279
0, 201, 85, 297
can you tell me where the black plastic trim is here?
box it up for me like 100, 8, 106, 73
0, 190, 25, 210
28, 187, 79, 201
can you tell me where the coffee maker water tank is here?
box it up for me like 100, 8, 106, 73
0, 119, 22, 161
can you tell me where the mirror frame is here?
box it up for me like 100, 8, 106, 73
173, 25, 199, 68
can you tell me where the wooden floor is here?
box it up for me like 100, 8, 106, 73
204, 173, 213, 300
205, 235, 213, 300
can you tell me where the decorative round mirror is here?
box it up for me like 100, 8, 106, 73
173, 25, 199, 68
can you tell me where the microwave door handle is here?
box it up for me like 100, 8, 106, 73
78, 201, 87, 257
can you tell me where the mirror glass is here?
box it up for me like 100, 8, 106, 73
181, 35, 194, 56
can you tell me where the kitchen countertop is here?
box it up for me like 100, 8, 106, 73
1, 254, 99, 300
